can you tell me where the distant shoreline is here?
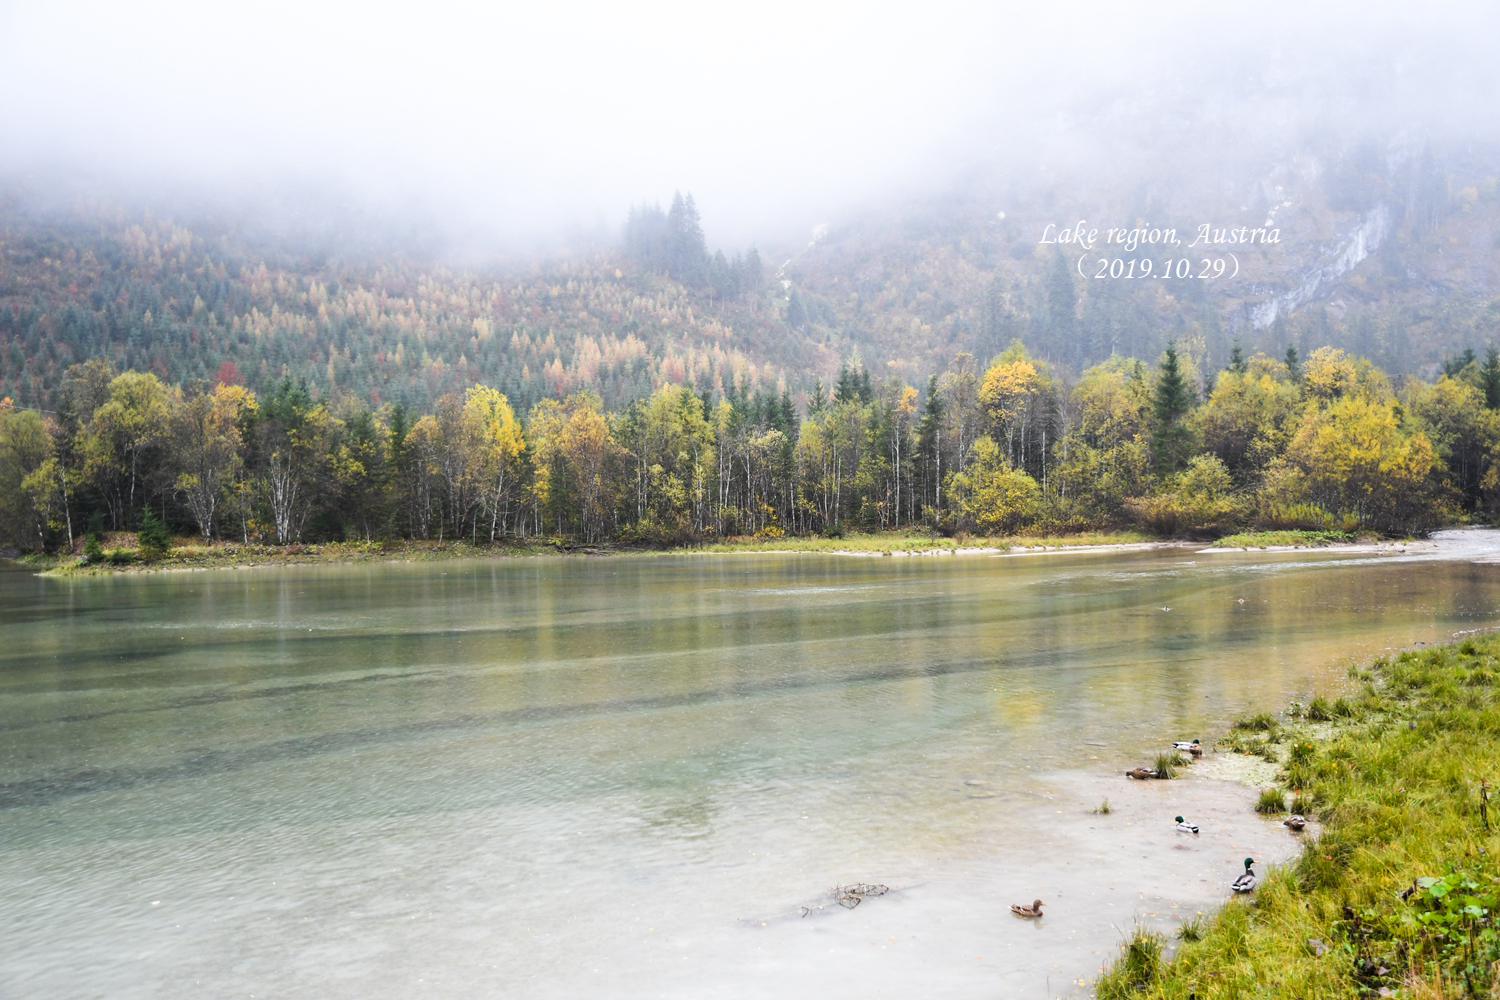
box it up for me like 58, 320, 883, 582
7, 526, 1450, 578
10, 530, 1185, 577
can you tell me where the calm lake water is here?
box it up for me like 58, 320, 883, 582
4, 532, 1500, 998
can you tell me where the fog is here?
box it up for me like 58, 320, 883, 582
1, 0, 1495, 255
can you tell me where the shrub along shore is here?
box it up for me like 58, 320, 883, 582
1097, 636, 1500, 999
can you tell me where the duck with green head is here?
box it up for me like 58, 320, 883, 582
1231, 858, 1257, 893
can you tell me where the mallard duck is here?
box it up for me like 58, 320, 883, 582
1172, 739, 1203, 756
1174, 815, 1200, 834
1010, 899, 1045, 918
1231, 858, 1257, 893
1126, 767, 1156, 780
1284, 814, 1306, 832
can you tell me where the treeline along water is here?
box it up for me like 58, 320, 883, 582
2, 339, 1492, 551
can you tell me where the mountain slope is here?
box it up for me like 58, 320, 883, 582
2, 133, 1499, 415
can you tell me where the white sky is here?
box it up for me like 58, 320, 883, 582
0, 0, 1493, 250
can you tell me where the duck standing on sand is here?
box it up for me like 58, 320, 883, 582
1284, 815, 1307, 832
1231, 858, 1257, 893
1174, 815, 1200, 834
1010, 899, 1045, 918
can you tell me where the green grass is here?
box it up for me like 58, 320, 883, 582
1212, 529, 1358, 548
1255, 787, 1287, 813
690, 528, 1150, 555
1095, 635, 1500, 997
36, 538, 562, 575
1154, 752, 1185, 779
1234, 711, 1279, 732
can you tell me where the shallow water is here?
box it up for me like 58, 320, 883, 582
3, 531, 1500, 998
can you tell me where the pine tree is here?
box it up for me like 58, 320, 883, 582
665, 192, 707, 286
786, 288, 809, 331
916, 374, 944, 515
1227, 341, 1247, 374
742, 246, 763, 292
1151, 342, 1195, 477
1284, 345, 1301, 381
138, 508, 170, 560
1443, 347, 1477, 378
1046, 251, 1077, 347
1483, 347, 1500, 410
834, 364, 858, 405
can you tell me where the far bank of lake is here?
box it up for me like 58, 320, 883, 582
14, 525, 1421, 579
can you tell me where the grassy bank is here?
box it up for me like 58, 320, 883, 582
1211, 529, 1365, 549
1097, 636, 1500, 999
691, 528, 1151, 555
16, 529, 1157, 575
22, 538, 561, 575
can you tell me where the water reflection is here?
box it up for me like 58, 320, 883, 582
1, 533, 1498, 998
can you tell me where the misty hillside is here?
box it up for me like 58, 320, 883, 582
3, 134, 1499, 414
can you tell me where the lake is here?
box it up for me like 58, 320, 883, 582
4, 532, 1500, 998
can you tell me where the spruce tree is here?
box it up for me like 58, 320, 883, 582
916, 374, 944, 514
1284, 345, 1301, 381
665, 192, 707, 286
1483, 347, 1500, 410
1151, 342, 1195, 477
834, 364, 858, 405
138, 508, 170, 560
1227, 341, 1247, 374
1046, 251, 1077, 348
742, 247, 763, 292
786, 288, 808, 331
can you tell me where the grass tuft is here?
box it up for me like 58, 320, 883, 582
1255, 787, 1287, 813
1096, 927, 1165, 999
1177, 915, 1207, 942
1153, 753, 1182, 779
1305, 696, 1333, 721
1234, 711, 1278, 732
1093, 798, 1111, 815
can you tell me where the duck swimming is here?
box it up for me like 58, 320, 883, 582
1172, 739, 1204, 757
1231, 858, 1257, 893
1010, 899, 1045, 918
1125, 767, 1156, 780
1174, 815, 1200, 834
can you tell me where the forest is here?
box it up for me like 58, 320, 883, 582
1, 339, 1493, 554
5, 134, 1500, 428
